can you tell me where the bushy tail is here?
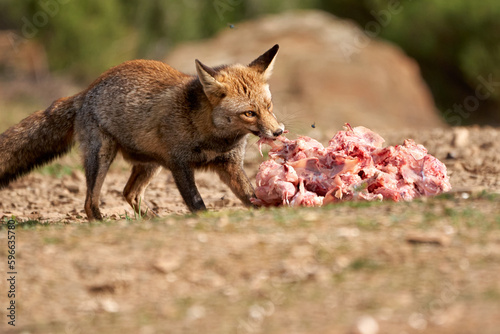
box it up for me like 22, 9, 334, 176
0, 94, 81, 188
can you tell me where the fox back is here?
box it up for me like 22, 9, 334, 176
78, 48, 283, 164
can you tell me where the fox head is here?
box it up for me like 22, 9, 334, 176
195, 44, 285, 139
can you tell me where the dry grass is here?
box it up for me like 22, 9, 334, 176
1, 193, 499, 334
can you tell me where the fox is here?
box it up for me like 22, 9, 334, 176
0, 44, 284, 220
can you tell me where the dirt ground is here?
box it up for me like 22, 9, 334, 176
0, 125, 500, 334
1, 125, 499, 221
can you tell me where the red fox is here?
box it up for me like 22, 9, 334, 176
0, 45, 284, 220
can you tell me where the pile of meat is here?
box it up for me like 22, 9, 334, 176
252, 124, 451, 207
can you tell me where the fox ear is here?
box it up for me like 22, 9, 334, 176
195, 59, 225, 96
249, 44, 279, 81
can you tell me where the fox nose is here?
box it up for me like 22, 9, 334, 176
273, 128, 283, 137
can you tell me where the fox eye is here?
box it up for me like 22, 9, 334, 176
243, 111, 256, 118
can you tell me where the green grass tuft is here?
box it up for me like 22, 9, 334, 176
38, 163, 75, 178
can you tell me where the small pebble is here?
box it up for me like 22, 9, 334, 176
355, 315, 379, 334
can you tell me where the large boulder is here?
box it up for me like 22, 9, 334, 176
165, 10, 445, 132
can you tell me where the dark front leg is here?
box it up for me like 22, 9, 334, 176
210, 158, 255, 207
170, 163, 206, 212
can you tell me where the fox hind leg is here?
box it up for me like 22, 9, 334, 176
123, 163, 161, 218
82, 134, 118, 220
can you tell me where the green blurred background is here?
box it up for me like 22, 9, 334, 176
1, 0, 499, 125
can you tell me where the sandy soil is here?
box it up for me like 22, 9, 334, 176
1, 126, 499, 221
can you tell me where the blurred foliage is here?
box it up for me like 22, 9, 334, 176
319, 0, 500, 124
1, 0, 499, 124
0, 0, 314, 80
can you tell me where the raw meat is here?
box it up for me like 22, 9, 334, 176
252, 124, 451, 207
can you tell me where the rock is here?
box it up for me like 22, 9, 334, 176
99, 297, 119, 313
65, 183, 80, 194
452, 127, 470, 148
354, 315, 379, 334
185, 305, 206, 321
408, 312, 427, 330
405, 232, 451, 246
165, 10, 444, 132
152, 255, 183, 273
